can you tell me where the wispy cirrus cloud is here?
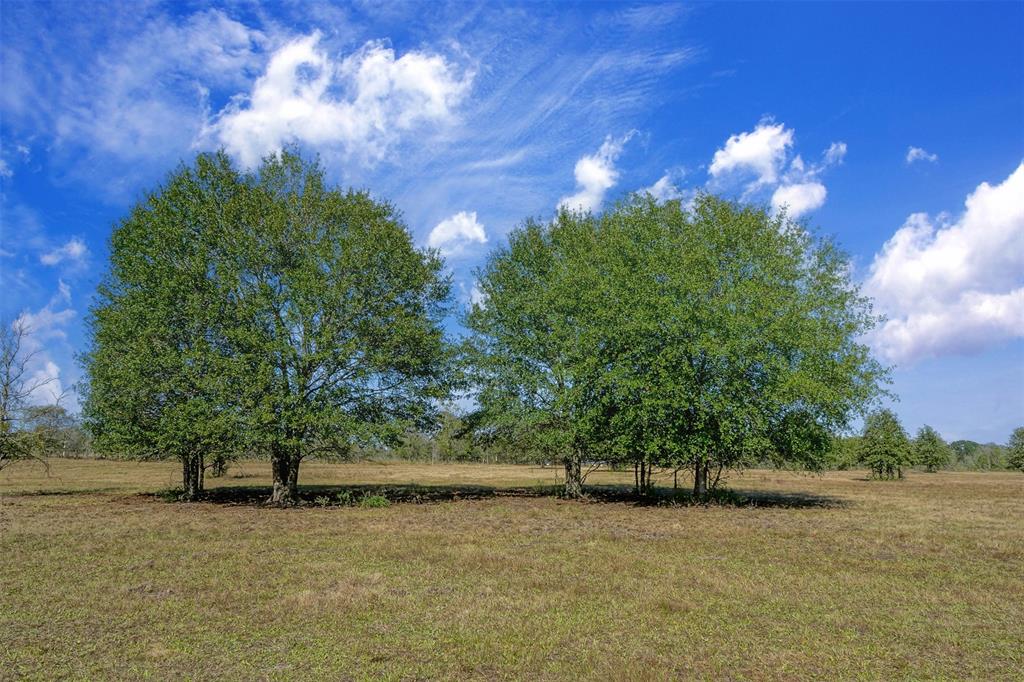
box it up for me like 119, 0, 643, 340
40, 237, 88, 266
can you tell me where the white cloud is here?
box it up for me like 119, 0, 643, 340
40, 237, 88, 266
210, 33, 474, 168
824, 141, 847, 166
708, 121, 793, 189
771, 182, 827, 218
643, 173, 682, 202
469, 284, 487, 307
767, 139, 847, 218
26, 361, 64, 405
54, 10, 266, 168
0, 159, 11, 178
56, 279, 72, 305
558, 133, 634, 213
16, 305, 76, 344
13, 291, 77, 405
906, 146, 939, 165
427, 211, 487, 257
865, 162, 1024, 364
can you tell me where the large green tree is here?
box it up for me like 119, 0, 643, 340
465, 211, 605, 497
83, 153, 242, 499
913, 425, 951, 472
467, 194, 887, 497
858, 409, 913, 479
587, 195, 886, 495
84, 150, 452, 503
219, 151, 453, 504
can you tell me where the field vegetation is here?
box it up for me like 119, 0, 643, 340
2, 458, 1023, 680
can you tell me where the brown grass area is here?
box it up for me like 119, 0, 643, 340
2, 459, 1022, 680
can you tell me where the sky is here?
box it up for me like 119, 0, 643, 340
1, 1, 1022, 443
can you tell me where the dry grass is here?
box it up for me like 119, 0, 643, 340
2, 459, 1022, 680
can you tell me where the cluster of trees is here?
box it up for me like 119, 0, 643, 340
2, 149, 1011, 503
831, 414, 1023, 477
462, 194, 889, 497
76, 150, 892, 503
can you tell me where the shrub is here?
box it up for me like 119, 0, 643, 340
359, 494, 390, 508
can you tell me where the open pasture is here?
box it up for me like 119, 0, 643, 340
2, 459, 1022, 680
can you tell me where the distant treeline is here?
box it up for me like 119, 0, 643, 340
6, 403, 1023, 477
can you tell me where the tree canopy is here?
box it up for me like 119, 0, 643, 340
83, 152, 243, 498
219, 151, 453, 503
83, 150, 453, 503
467, 194, 888, 497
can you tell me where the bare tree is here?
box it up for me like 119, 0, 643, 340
0, 318, 64, 471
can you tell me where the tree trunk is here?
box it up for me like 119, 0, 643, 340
181, 453, 203, 501
270, 447, 300, 505
563, 453, 583, 499
693, 460, 708, 499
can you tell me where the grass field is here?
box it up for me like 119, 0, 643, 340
2, 459, 1022, 680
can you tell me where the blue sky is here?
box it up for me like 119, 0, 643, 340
1, 1, 1022, 443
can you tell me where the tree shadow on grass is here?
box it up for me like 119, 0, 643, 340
7, 487, 128, 497
582, 485, 843, 509
144, 482, 843, 509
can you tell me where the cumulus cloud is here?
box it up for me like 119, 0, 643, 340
209, 33, 474, 167
40, 237, 88, 266
709, 121, 794, 189
865, 162, 1024, 364
427, 211, 487, 257
906, 146, 938, 165
558, 133, 634, 213
458, 281, 488, 309
771, 182, 827, 218
768, 140, 847, 218
643, 172, 683, 202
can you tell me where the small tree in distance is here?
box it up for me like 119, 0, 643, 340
1008, 427, 1024, 472
1, 319, 66, 470
859, 409, 912, 479
913, 425, 951, 473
